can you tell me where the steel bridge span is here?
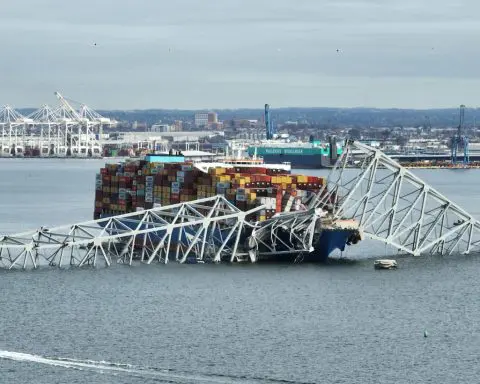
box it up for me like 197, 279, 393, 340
2, 141, 480, 270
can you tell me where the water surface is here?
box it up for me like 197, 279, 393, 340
1, 159, 480, 383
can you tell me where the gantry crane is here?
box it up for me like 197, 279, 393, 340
451, 104, 469, 164
265, 104, 275, 140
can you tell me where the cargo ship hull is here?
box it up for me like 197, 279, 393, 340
98, 213, 359, 263
246, 142, 342, 169
257, 153, 330, 169
94, 154, 361, 263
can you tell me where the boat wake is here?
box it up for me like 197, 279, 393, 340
0, 350, 313, 384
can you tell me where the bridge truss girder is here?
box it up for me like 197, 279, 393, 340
0, 196, 253, 269
313, 140, 480, 257
0, 195, 324, 270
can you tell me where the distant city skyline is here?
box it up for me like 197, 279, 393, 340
1, 0, 480, 110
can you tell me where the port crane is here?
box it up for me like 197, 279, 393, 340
451, 104, 469, 164
54, 91, 105, 157
0, 105, 28, 156
265, 104, 275, 140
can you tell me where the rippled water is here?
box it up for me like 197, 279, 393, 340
1, 159, 480, 383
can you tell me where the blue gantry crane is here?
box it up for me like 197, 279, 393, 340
451, 104, 469, 164
265, 104, 275, 140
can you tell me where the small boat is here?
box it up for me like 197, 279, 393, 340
374, 259, 398, 270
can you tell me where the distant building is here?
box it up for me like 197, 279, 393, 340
195, 113, 209, 128
228, 119, 256, 129
132, 121, 147, 131
174, 120, 183, 131
150, 124, 172, 133
195, 112, 218, 128
208, 112, 218, 124
210, 122, 224, 130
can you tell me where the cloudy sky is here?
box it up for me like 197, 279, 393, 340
0, 0, 479, 109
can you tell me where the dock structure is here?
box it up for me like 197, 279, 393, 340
2, 140, 480, 270
312, 140, 480, 257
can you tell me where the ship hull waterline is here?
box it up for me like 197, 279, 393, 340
98, 213, 359, 263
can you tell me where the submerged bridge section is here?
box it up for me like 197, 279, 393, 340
2, 140, 480, 270
312, 140, 480, 257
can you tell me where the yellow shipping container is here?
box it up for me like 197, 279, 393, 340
297, 175, 308, 183
210, 167, 226, 175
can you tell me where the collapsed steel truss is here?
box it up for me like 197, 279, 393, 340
3, 141, 479, 269
312, 140, 480, 256
0, 196, 322, 270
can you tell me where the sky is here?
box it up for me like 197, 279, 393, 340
1, 0, 479, 110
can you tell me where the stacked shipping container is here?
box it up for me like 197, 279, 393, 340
94, 160, 327, 222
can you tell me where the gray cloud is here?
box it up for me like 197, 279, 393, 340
0, 0, 479, 109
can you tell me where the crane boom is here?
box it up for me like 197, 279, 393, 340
458, 104, 465, 136
451, 104, 469, 165
54, 91, 81, 120
265, 104, 274, 140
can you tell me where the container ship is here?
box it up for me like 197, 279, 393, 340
246, 136, 342, 169
93, 153, 361, 262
